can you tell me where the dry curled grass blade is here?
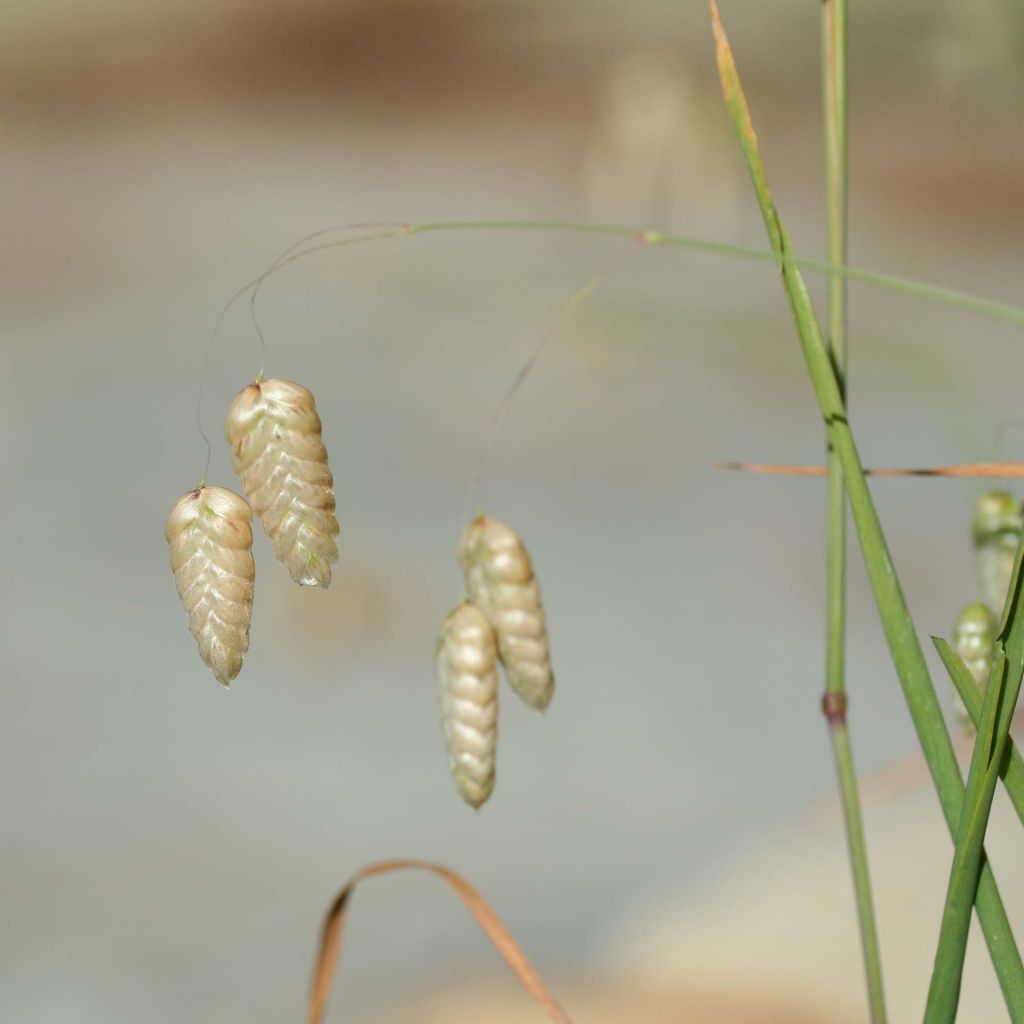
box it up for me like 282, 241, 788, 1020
307, 860, 572, 1024
719, 461, 1024, 479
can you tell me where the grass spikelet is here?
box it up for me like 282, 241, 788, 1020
973, 491, 1022, 614
224, 377, 340, 588
436, 602, 499, 809
166, 485, 255, 686
459, 515, 554, 712
951, 601, 996, 730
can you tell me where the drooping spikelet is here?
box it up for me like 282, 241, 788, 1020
166, 485, 255, 686
973, 491, 1022, 615
459, 515, 554, 711
436, 602, 499, 809
951, 601, 997, 731
224, 377, 339, 588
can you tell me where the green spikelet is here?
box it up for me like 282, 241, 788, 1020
972, 491, 1022, 615
951, 601, 997, 731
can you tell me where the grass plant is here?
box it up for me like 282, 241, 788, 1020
710, 1, 1024, 1016
204, 7, 1024, 1018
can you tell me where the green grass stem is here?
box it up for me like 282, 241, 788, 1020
708, 1, 1024, 1015
930, 638, 1024, 1021
927, 534, 1024, 1020
233, 223, 1024, 337
925, 644, 1012, 1021
939, 640, 1024, 829
820, 3, 887, 1021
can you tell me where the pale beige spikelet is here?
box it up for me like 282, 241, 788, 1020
459, 515, 554, 711
224, 377, 339, 588
436, 602, 499, 809
166, 485, 255, 686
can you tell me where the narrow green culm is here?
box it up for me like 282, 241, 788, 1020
927, 530, 1024, 1020
237, 222, 1024, 336
819, 2, 887, 1020
708, 0, 1024, 1015
941, 638, 1024, 829
928, 645, 1020, 1022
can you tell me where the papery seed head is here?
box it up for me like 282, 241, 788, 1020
972, 491, 1022, 615
166, 484, 255, 686
224, 377, 339, 588
436, 601, 499, 809
951, 600, 997, 732
459, 515, 554, 712
954, 600, 997, 638
972, 491, 1022, 544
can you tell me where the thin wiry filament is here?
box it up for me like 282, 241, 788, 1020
463, 235, 645, 520
246, 221, 413, 375
227, 220, 1024, 330
194, 222, 411, 481
193, 218, 1024, 483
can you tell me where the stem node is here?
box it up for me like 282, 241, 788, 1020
822, 691, 848, 726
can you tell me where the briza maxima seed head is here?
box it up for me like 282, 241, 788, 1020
436, 602, 499, 809
459, 515, 554, 712
951, 600, 997, 731
953, 601, 996, 687
224, 377, 339, 588
972, 490, 1022, 614
166, 485, 255, 686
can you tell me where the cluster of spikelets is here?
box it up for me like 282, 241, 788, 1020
951, 491, 1023, 728
435, 515, 555, 809
166, 378, 339, 686
166, 379, 555, 808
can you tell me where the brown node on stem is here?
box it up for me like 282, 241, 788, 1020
821, 692, 848, 726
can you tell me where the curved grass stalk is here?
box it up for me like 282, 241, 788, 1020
307, 860, 572, 1024
218, 221, 1024, 359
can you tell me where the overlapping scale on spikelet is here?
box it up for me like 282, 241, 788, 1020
436, 602, 499, 808
459, 515, 554, 711
973, 491, 1022, 615
166, 485, 255, 686
951, 601, 997, 732
225, 378, 339, 588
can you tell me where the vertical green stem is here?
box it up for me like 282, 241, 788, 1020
710, 0, 1024, 1008
821, 3, 887, 1021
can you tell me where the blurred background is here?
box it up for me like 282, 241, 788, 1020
4, 0, 1024, 1020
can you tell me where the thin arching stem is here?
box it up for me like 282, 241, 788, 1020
463, 237, 643, 518
194, 222, 411, 478
223, 220, 1024, 334
194, 218, 1024, 474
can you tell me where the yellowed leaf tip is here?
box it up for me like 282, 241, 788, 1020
709, 1, 732, 81
709, 0, 726, 56
708, 1, 756, 143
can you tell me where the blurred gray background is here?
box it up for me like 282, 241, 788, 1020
3, 0, 1024, 1020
